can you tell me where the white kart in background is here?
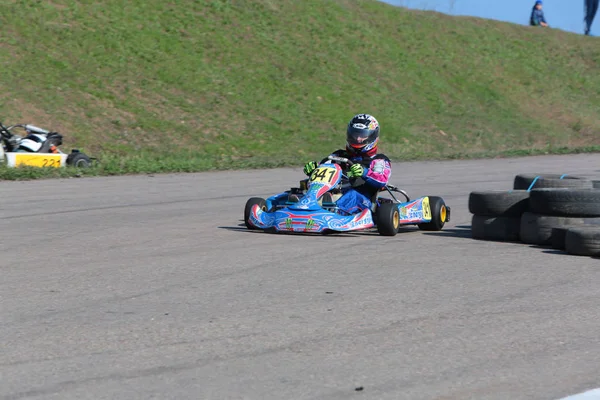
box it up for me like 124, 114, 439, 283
0, 121, 92, 168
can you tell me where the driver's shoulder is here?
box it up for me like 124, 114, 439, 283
372, 153, 391, 163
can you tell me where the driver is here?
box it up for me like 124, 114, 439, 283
303, 113, 392, 215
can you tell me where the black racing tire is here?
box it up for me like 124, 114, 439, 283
66, 152, 91, 168
519, 212, 600, 246
529, 189, 600, 217
244, 197, 266, 230
565, 227, 600, 257
468, 190, 529, 217
418, 196, 448, 231
471, 215, 521, 242
376, 202, 399, 236
550, 227, 569, 250
513, 173, 591, 190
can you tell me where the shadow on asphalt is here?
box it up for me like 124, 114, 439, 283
420, 225, 473, 239
218, 223, 252, 231
539, 249, 571, 256
539, 247, 599, 259
528, 244, 600, 259
218, 221, 416, 238
217, 222, 359, 238
425, 228, 599, 259
219, 224, 600, 258
220, 223, 475, 239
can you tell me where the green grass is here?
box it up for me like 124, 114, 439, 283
0, 0, 599, 180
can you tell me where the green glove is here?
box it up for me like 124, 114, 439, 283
347, 163, 365, 178
303, 161, 318, 176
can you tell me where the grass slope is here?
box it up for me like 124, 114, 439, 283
0, 0, 599, 179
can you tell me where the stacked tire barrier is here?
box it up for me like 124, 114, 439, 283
469, 173, 600, 258
469, 189, 529, 242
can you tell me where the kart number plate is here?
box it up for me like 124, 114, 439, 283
310, 166, 337, 184
422, 197, 432, 221
7, 153, 66, 168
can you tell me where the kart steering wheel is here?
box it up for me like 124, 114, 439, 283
326, 155, 360, 183
326, 155, 354, 167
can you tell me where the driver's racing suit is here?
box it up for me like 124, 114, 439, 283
321, 149, 392, 215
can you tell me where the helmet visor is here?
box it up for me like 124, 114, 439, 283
349, 125, 380, 150
347, 128, 373, 147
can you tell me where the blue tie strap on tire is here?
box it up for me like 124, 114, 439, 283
526, 176, 541, 192
513, 173, 592, 190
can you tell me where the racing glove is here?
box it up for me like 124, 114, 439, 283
303, 161, 318, 176
347, 163, 365, 178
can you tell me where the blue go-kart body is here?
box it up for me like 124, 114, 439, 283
244, 156, 450, 236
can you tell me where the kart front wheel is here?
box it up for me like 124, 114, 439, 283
376, 203, 399, 236
418, 196, 448, 231
244, 197, 266, 230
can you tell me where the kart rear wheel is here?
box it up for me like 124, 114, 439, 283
66, 152, 91, 168
418, 196, 447, 231
244, 197, 266, 230
376, 203, 399, 236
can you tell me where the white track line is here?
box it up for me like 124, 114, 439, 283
558, 389, 600, 400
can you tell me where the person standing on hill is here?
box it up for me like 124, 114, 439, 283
530, 0, 549, 27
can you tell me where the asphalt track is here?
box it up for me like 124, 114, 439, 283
2, 153, 600, 400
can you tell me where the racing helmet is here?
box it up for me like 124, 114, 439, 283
17, 133, 46, 152
346, 114, 380, 156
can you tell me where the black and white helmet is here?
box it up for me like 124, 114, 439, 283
346, 114, 380, 155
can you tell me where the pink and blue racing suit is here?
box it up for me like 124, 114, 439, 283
322, 150, 392, 215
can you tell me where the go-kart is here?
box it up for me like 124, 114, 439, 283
243, 156, 450, 236
0, 121, 92, 168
